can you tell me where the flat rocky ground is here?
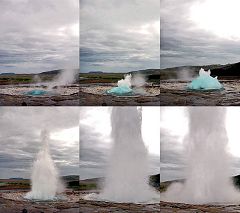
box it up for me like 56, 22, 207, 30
0, 93, 79, 106
160, 80, 240, 106
79, 91, 160, 106
79, 84, 160, 106
0, 191, 79, 213
0, 85, 79, 106
79, 198, 160, 213
161, 201, 240, 213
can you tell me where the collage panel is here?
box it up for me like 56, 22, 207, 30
80, 0, 160, 106
0, 0, 79, 106
160, 0, 240, 106
161, 107, 240, 212
79, 107, 160, 212
0, 0, 162, 212
0, 107, 80, 212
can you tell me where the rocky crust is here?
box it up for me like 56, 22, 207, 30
79, 85, 160, 106
0, 93, 79, 106
80, 198, 160, 213
0, 85, 79, 106
0, 190, 79, 213
160, 80, 240, 106
161, 201, 240, 213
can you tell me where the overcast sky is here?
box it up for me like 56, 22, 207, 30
80, 107, 160, 180
161, 0, 240, 69
0, 107, 79, 179
161, 107, 240, 182
80, 0, 160, 73
0, 0, 79, 74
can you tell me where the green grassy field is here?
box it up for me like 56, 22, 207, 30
0, 74, 57, 85
80, 71, 160, 84
80, 73, 125, 84
0, 176, 80, 190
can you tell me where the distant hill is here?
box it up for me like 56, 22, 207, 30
160, 64, 223, 80
0, 72, 16, 75
80, 174, 160, 190
85, 69, 160, 75
39, 69, 62, 75
129, 69, 160, 75
160, 174, 240, 192
211, 62, 240, 77
9, 178, 25, 180
80, 68, 160, 84
149, 174, 160, 188
89, 71, 104, 74
62, 175, 79, 181
61, 175, 79, 189
160, 62, 240, 80
129, 69, 160, 82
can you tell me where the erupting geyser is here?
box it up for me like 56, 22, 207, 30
85, 107, 159, 203
25, 130, 64, 200
161, 107, 240, 204
107, 74, 133, 95
187, 68, 223, 90
107, 74, 148, 96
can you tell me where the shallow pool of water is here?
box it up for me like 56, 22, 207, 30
25, 90, 48, 96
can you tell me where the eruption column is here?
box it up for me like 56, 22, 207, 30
99, 107, 159, 203
25, 130, 63, 200
162, 107, 240, 204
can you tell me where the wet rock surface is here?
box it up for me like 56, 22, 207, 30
79, 198, 160, 213
160, 80, 240, 106
0, 191, 79, 213
0, 93, 79, 106
79, 84, 160, 106
161, 201, 240, 213
0, 85, 79, 106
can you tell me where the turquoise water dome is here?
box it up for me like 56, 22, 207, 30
26, 90, 48, 96
107, 86, 133, 95
187, 68, 223, 90
107, 74, 133, 96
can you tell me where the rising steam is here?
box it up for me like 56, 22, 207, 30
48, 69, 78, 89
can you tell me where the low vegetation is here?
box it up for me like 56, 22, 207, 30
0, 175, 80, 190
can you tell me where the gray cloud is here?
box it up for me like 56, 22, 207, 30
79, 123, 109, 179
160, 128, 186, 182
0, 107, 79, 179
160, 0, 240, 68
0, 0, 79, 74
80, 0, 160, 73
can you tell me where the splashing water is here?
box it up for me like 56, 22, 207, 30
85, 107, 159, 203
107, 74, 133, 95
161, 107, 240, 204
187, 68, 223, 90
25, 130, 64, 200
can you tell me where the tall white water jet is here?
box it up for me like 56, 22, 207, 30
87, 107, 159, 203
25, 130, 63, 200
161, 107, 240, 204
